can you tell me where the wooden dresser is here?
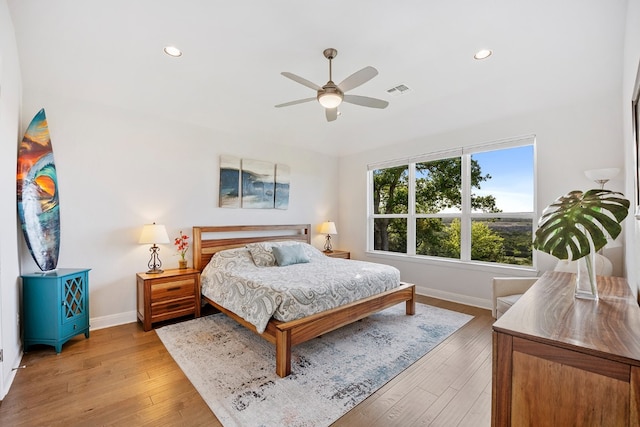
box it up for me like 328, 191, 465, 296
492, 271, 640, 426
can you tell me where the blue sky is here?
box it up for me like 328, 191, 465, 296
471, 145, 534, 213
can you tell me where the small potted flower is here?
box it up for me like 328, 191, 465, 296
174, 231, 190, 269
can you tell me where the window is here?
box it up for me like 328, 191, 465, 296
369, 137, 535, 267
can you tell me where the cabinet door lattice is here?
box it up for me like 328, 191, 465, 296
64, 275, 85, 318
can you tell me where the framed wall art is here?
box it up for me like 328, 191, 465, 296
275, 164, 290, 210
219, 155, 241, 208
219, 155, 290, 209
241, 159, 275, 209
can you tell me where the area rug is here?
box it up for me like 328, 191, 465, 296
156, 303, 473, 427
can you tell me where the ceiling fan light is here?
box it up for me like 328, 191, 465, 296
318, 92, 343, 108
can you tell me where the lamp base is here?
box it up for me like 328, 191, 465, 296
146, 244, 164, 274
323, 234, 333, 252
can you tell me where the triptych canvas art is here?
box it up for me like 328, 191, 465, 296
219, 155, 290, 209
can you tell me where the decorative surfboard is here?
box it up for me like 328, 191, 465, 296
17, 108, 60, 271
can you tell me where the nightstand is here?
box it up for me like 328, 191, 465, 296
324, 250, 350, 259
136, 268, 201, 331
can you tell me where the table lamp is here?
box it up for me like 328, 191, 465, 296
139, 223, 170, 274
319, 221, 337, 253
584, 168, 620, 189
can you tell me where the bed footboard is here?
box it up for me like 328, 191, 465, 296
273, 282, 415, 377
202, 282, 415, 377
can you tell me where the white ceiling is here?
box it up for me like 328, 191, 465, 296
7, 0, 629, 157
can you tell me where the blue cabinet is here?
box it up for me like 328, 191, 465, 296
22, 268, 90, 353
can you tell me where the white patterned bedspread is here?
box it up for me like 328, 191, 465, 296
200, 243, 401, 333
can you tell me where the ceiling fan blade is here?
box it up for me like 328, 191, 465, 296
281, 72, 321, 91
275, 97, 316, 108
343, 94, 389, 109
337, 66, 378, 92
325, 107, 338, 122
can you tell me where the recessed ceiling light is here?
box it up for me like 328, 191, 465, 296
163, 46, 182, 57
474, 49, 492, 60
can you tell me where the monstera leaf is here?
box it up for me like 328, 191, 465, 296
533, 189, 629, 261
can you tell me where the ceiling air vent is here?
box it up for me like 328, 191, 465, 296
386, 84, 411, 96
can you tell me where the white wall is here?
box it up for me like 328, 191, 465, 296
623, 0, 640, 297
2, 0, 635, 400
339, 91, 625, 309
0, 0, 23, 399
2, 0, 340, 396
15, 90, 339, 328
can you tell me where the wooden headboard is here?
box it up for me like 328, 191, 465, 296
192, 224, 311, 271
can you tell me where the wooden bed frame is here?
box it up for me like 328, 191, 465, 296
193, 224, 416, 377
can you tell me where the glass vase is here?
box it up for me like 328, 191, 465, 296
575, 250, 598, 300
178, 259, 187, 269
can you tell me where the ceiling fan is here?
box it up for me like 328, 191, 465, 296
275, 48, 389, 122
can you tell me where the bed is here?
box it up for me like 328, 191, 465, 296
193, 224, 415, 377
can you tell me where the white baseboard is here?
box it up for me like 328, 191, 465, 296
90, 310, 137, 331
1, 349, 23, 400
415, 283, 492, 312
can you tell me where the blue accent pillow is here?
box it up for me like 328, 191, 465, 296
272, 245, 310, 266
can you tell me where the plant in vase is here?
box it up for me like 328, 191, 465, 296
533, 189, 629, 300
174, 231, 190, 269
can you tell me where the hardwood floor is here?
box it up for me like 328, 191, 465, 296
0, 296, 493, 426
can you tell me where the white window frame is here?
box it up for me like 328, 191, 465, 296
367, 135, 537, 270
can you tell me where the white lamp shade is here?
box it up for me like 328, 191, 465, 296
584, 168, 620, 182
318, 93, 343, 109
319, 221, 337, 235
138, 223, 170, 244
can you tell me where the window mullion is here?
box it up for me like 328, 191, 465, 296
460, 154, 471, 261
407, 163, 416, 255
367, 170, 373, 251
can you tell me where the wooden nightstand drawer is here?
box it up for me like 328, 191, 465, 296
151, 296, 196, 322
137, 268, 201, 331
150, 277, 196, 301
